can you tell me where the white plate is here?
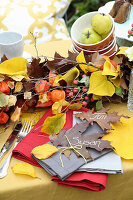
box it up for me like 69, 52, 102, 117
98, 1, 133, 42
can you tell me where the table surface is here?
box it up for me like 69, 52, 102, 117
0, 40, 133, 200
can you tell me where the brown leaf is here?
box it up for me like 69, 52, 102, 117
63, 149, 71, 159
120, 77, 129, 91
50, 121, 112, 159
14, 82, 23, 93
11, 107, 21, 122
7, 81, 15, 89
75, 108, 128, 130
90, 52, 105, 66
1, 54, 8, 63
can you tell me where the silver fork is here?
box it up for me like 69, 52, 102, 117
0, 120, 32, 178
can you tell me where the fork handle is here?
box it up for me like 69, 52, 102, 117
0, 142, 18, 178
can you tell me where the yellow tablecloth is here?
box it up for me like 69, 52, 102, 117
0, 40, 133, 200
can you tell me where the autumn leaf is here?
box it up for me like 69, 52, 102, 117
116, 47, 129, 56
68, 103, 82, 110
76, 51, 97, 73
102, 60, 120, 79
0, 57, 28, 75
0, 92, 9, 107
12, 162, 37, 178
52, 99, 69, 114
88, 71, 115, 97
90, 52, 105, 67
50, 122, 112, 159
7, 81, 15, 90
38, 93, 49, 103
14, 82, 23, 93
75, 107, 128, 130
102, 117, 133, 159
24, 92, 32, 100
41, 113, 66, 135
31, 144, 58, 159
9, 75, 25, 81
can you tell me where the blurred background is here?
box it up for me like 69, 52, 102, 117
66, 0, 112, 33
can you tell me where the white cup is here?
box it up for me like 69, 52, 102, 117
0, 31, 24, 59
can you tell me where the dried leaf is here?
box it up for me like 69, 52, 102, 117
75, 107, 128, 130
11, 106, 21, 122
24, 92, 32, 100
9, 75, 25, 81
0, 57, 28, 75
50, 121, 112, 159
41, 113, 66, 135
0, 74, 5, 81
31, 144, 58, 159
88, 71, 115, 97
90, 52, 105, 66
38, 93, 49, 103
14, 82, 23, 93
8, 95, 17, 107
102, 117, 133, 159
0, 92, 9, 107
12, 162, 37, 178
68, 103, 82, 110
7, 81, 15, 89
52, 99, 69, 114
63, 149, 71, 159
116, 47, 129, 55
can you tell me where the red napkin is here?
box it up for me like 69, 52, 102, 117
13, 107, 108, 191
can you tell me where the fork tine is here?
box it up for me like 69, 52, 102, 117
21, 120, 27, 132
25, 120, 32, 133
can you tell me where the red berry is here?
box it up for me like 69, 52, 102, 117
131, 24, 133, 28
65, 89, 70, 93
73, 88, 78, 93
82, 88, 87, 92
73, 80, 78, 85
84, 96, 88, 100
82, 101, 87, 106
77, 101, 81, 104
78, 94, 81, 98
4, 106, 9, 112
128, 30, 132, 34
92, 111, 95, 114
90, 97, 94, 102
69, 92, 73, 97
82, 74, 86, 78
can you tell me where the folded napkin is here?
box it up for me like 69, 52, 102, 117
52, 172, 107, 191
13, 107, 108, 191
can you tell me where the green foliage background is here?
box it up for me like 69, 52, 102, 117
67, 0, 112, 33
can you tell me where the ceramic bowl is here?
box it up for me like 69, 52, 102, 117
71, 11, 115, 51
72, 37, 116, 55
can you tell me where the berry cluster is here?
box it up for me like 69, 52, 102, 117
65, 75, 92, 107
128, 24, 133, 38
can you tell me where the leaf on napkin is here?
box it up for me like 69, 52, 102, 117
102, 117, 133, 159
0, 92, 9, 107
63, 149, 71, 159
14, 82, 23, 93
75, 107, 128, 130
41, 113, 66, 135
50, 121, 112, 159
8, 95, 17, 107
68, 103, 82, 110
12, 162, 37, 178
0, 57, 28, 75
31, 144, 58, 159
52, 99, 69, 114
11, 106, 21, 122
88, 71, 115, 97
7, 81, 15, 90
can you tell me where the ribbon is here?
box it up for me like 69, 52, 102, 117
59, 135, 87, 168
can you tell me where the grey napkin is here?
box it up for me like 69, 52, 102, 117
32, 122, 112, 180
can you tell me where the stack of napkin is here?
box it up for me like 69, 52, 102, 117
13, 108, 123, 191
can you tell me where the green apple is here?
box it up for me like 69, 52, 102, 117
80, 27, 102, 44
91, 13, 113, 35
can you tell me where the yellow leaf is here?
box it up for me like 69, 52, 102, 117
102, 118, 133, 159
52, 99, 69, 114
0, 57, 28, 75
11, 107, 21, 122
41, 113, 66, 135
31, 144, 58, 159
7, 81, 15, 89
110, 76, 120, 87
68, 103, 82, 110
53, 75, 62, 86
116, 47, 129, 55
57, 67, 80, 85
92, 94, 102, 100
88, 71, 115, 96
12, 162, 37, 178
102, 60, 120, 79
76, 51, 97, 73
8, 95, 17, 107
14, 82, 23, 93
